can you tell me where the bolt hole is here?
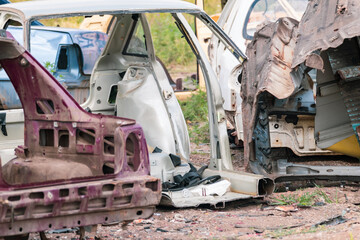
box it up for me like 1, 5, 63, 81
78, 220, 81, 225
136, 210, 143, 216
105, 217, 108, 221
19, 227, 23, 232
49, 224, 52, 228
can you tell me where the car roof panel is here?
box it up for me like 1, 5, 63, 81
0, 0, 201, 22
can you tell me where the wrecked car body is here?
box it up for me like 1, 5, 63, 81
0, 0, 274, 225
241, 0, 360, 181
0, 30, 160, 238
78, 3, 274, 207
208, 0, 333, 158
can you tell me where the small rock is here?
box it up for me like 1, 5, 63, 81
174, 213, 186, 222
275, 205, 298, 212
156, 228, 168, 232
254, 228, 264, 234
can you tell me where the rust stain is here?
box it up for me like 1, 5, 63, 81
241, 17, 299, 167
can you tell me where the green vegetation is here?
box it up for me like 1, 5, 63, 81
179, 91, 209, 144
271, 187, 334, 207
146, 0, 222, 69
201, 0, 223, 15
148, 13, 196, 67
44, 61, 56, 74
268, 225, 326, 238
40, 17, 85, 29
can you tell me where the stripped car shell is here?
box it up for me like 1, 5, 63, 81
208, 0, 332, 159
0, 30, 161, 238
241, 0, 360, 181
0, 0, 273, 216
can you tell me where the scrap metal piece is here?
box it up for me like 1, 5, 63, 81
0, 112, 7, 136
0, 32, 161, 238
292, 0, 360, 68
290, 0, 360, 157
241, 17, 300, 168
241, 0, 360, 179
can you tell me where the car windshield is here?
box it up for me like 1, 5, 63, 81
243, 0, 308, 40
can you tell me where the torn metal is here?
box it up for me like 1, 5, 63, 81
292, 0, 360, 68
241, 17, 303, 173
209, 0, 324, 159
241, 0, 360, 180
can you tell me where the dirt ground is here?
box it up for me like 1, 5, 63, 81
29, 144, 360, 240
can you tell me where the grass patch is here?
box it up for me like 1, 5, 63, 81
147, 12, 196, 68
268, 225, 326, 238
271, 187, 334, 207
179, 90, 209, 144
40, 17, 85, 29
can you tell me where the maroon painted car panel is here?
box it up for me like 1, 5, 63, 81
0, 30, 161, 237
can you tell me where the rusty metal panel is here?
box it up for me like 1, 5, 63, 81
241, 17, 300, 164
0, 176, 160, 236
292, 0, 360, 68
0, 31, 161, 237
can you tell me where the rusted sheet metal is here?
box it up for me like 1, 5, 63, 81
337, 66, 360, 82
0, 31, 161, 237
241, 17, 300, 165
0, 176, 159, 236
292, 0, 360, 68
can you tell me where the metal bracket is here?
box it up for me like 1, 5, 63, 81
0, 112, 7, 136
253, 101, 272, 173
